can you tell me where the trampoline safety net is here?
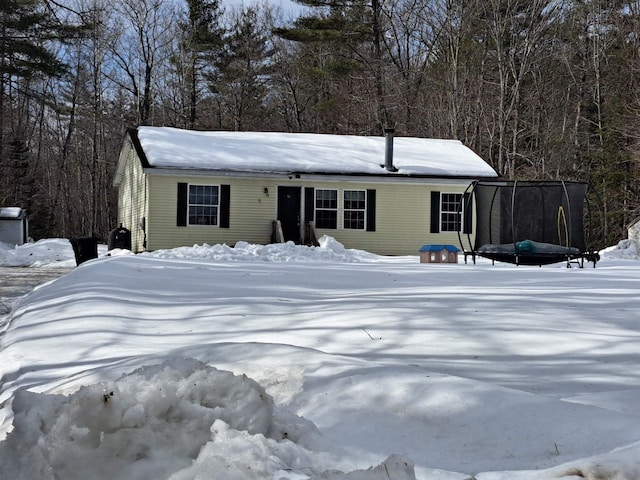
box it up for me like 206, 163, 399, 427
460, 181, 598, 267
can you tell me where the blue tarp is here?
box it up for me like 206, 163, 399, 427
419, 244, 460, 253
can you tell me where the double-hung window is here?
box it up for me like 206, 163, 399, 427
440, 193, 462, 232
188, 184, 220, 226
315, 189, 337, 229
343, 190, 366, 230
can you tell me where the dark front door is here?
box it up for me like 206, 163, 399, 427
277, 186, 302, 243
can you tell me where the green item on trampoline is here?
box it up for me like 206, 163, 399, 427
516, 240, 535, 253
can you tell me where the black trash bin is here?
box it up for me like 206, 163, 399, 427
108, 225, 131, 251
70, 237, 99, 265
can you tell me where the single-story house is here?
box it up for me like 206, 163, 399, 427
113, 127, 498, 255
0, 207, 29, 245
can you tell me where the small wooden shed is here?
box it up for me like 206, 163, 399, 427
0, 207, 28, 245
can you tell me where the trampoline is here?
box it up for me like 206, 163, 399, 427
458, 180, 600, 267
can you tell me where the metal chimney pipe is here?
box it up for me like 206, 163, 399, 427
384, 128, 396, 172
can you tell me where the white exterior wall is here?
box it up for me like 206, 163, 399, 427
0, 219, 27, 245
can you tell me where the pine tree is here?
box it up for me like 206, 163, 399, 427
0, 0, 68, 79
177, 0, 225, 128
274, 0, 372, 43
0, 0, 78, 205
212, 6, 275, 131
273, 0, 392, 132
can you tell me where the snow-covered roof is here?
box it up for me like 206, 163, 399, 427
0, 207, 25, 219
133, 127, 498, 178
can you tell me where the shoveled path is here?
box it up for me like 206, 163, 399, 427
0, 267, 72, 322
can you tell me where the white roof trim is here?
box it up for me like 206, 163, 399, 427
145, 167, 477, 186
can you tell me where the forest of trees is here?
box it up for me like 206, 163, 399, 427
1, 0, 639, 246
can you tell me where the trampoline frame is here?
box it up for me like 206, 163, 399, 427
457, 180, 601, 268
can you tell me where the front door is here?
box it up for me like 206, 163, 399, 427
277, 186, 302, 243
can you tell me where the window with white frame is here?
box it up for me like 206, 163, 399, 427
440, 193, 463, 232
343, 190, 366, 229
315, 189, 337, 229
188, 184, 220, 225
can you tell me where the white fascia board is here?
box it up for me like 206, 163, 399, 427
144, 167, 482, 186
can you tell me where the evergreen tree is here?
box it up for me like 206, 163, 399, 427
212, 6, 275, 131
0, 0, 68, 79
274, 0, 372, 43
273, 0, 392, 132
176, 0, 225, 128
0, 0, 79, 207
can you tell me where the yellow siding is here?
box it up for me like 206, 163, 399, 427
305, 180, 467, 255
116, 142, 148, 252
147, 175, 277, 250
144, 174, 472, 256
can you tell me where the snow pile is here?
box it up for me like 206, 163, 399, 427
1, 357, 410, 480
0, 235, 379, 266
0, 239, 76, 267
3, 237, 640, 479
600, 239, 640, 260
143, 235, 382, 263
4, 235, 636, 268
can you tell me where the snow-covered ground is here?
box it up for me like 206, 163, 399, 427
1, 237, 640, 480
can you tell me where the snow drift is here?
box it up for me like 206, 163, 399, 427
1, 237, 640, 479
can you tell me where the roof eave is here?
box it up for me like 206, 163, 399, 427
142, 165, 497, 181
114, 128, 153, 187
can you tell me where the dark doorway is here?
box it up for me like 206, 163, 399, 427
277, 186, 302, 243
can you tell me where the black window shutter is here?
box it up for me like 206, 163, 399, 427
220, 184, 230, 228
366, 189, 376, 232
305, 187, 315, 223
463, 192, 473, 234
430, 191, 440, 233
177, 183, 188, 227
